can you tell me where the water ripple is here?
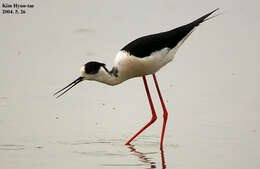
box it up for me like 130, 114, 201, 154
0, 144, 25, 150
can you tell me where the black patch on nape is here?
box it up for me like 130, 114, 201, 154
84, 61, 106, 74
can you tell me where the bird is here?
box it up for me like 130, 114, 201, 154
54, 9, 219, 149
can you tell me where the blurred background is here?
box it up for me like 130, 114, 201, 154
0, 0, 259, 169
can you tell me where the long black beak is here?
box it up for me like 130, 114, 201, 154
53, 77, 83, 98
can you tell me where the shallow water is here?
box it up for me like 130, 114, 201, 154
1, 0, 260, 169
0, 136, 171, 169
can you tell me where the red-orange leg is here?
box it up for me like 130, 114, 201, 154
125, 76, 157, 145
152, 74, 168, 149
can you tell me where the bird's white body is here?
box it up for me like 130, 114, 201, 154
116, 29, 195, 78
114, 49, 171, 80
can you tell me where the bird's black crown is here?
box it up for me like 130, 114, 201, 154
84, 61, 106, 74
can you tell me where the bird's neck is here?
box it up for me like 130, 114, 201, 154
94, 67, 123, 86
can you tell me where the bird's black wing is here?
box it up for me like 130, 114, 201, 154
121, 8, 219, 58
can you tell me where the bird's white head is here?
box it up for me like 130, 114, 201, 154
54, 61, 110, 98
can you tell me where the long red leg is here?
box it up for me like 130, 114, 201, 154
152, 74, 168, 149
125, 76, 157, 145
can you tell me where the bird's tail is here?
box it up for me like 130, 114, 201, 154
191, 8, 220, 26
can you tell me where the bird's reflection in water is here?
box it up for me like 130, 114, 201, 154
161, 148, 166, 169
127, 144, 166, 169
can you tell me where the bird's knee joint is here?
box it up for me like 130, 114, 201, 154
163, 112, 168, 121
151, 116, 157, 122
164, 113, 168, 119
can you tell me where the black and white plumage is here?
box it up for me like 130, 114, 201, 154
76, 8, 218, 86
54, 9, 219, 148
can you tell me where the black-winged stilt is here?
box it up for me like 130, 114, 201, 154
54, 9, 219, 149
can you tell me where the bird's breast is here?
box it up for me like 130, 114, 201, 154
114, 49, 173, 81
